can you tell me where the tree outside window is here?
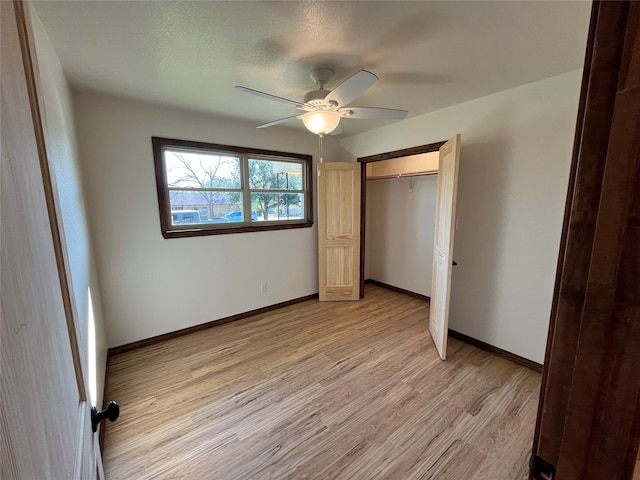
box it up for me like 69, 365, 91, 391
152, 137, 312, 238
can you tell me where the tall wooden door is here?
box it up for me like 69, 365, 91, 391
531, 2, 640, 479
318, 162, 361, 301
1, 1, 101, 478
429, 134, 461, 360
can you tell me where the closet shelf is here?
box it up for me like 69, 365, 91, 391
365, 151, 440, 180
367, 170, 437, 180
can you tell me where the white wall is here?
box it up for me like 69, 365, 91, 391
366, 176, 437, 296
73, 92, 344, 348
342, 71, 582, 363
31, 9, 108, 406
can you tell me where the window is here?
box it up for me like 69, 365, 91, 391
152, 137, 313, 238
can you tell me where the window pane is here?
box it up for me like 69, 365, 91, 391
252, 193, 304, 221
153, 137, 312, 237
165, 150, 241, 189
248, 158, 303, 191
224, 208, 258, 223
169, 190, 240, 223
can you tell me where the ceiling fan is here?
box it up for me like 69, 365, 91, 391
235, 68, 408, 136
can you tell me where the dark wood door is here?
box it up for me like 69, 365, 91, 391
531, 2, 640, 479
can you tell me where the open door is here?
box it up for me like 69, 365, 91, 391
1, 1, 103, 478
429, 134, 461, 360
318, 162, 361, 301
531, 2, 640, 479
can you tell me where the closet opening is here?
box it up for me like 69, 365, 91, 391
358, 140, 446, 299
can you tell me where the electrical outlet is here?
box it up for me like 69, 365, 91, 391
260, 282, 267, 293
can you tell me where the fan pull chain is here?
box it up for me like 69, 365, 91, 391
319, 134, 324, 163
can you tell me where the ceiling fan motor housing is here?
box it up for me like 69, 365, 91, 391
304, 88, 330, 106
309, 67, 334, 87
304, 67, 335, 107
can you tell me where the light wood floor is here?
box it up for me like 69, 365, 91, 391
103, 285, 540, 479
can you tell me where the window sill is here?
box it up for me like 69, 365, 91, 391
161, 220, 314, 239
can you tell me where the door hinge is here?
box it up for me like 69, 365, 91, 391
529, 454, 556, 480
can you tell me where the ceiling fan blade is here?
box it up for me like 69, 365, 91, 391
339, 106, 408, 120
235, 86, 305, 109
324, 70, 378, 107
256, 115, 302, 129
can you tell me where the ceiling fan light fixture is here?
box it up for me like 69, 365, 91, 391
301, 111, 341, 135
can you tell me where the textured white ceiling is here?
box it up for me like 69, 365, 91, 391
33, 1, 591, 137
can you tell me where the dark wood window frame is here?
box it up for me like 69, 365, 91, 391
152, 137, 313, 239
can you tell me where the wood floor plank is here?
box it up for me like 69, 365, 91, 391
103, 285, 540, 479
